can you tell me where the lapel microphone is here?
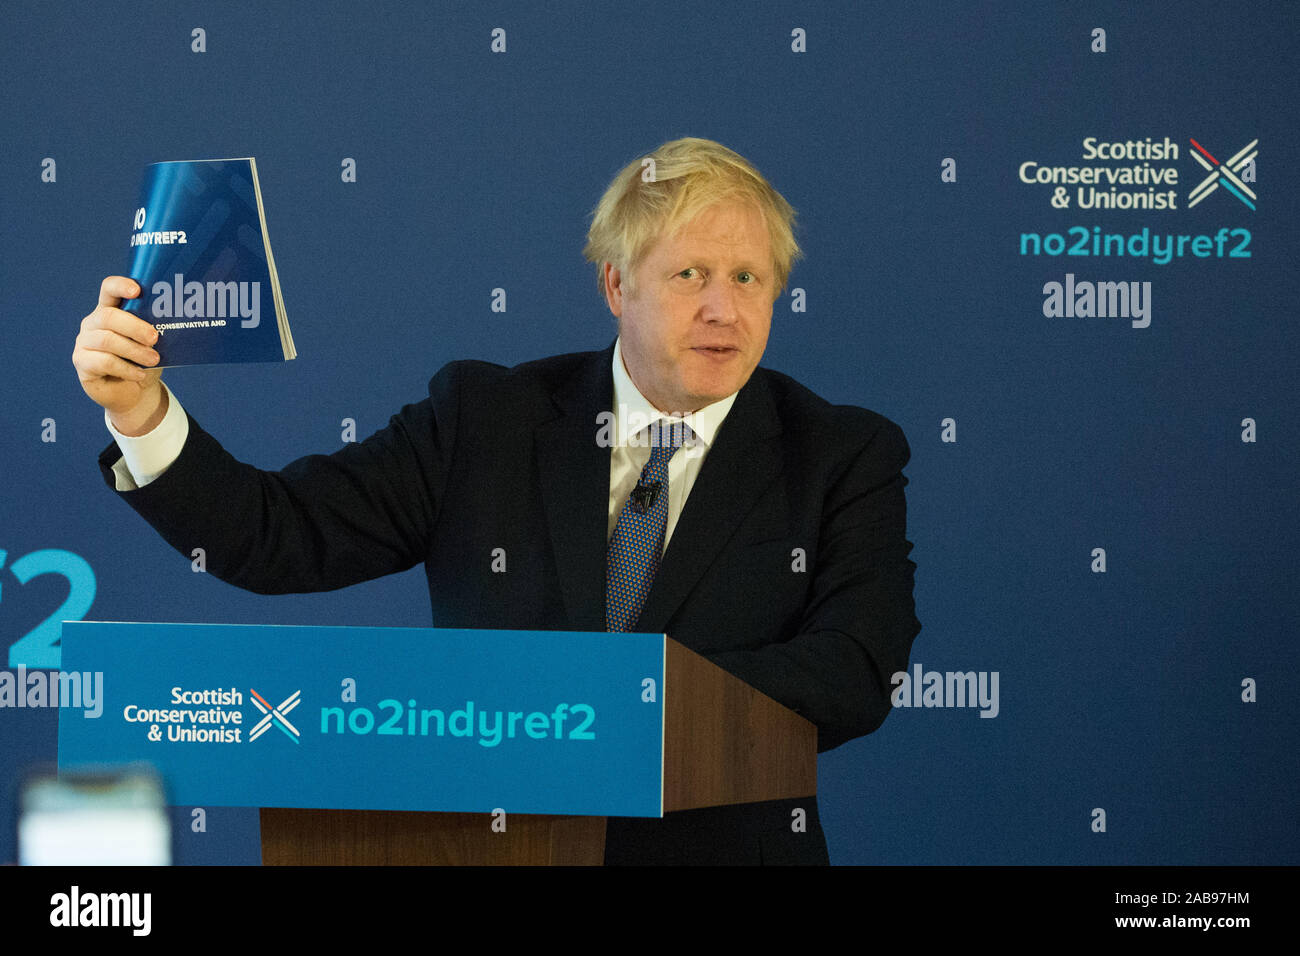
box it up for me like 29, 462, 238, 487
629, 481, 662, 514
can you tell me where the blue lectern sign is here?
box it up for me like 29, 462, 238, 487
58, 622, 664, 817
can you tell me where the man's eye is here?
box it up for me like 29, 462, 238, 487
737, 271, 754, 283
677, 268, 700, 280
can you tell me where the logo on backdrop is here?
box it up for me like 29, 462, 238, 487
1016, 135, 1258, 213
249, 688, 302, 744
1016, 135, 1257, 328
1187, 138, 1258, 210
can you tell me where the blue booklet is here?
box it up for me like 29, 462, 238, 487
124, 158, 295, 368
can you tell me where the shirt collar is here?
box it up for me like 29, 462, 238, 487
611, 337, 738, 449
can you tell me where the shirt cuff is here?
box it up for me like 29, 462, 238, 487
104, 383, 189, 490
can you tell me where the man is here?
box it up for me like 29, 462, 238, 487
73, 137, 920, 864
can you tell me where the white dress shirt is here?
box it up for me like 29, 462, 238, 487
605, 338, 737, 548
105, 381, 189, 492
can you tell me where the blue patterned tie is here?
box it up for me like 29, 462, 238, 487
606, 422, 689, 632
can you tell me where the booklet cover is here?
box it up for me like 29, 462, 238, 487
123, 158, 295, 368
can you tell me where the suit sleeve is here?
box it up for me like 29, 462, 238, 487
96, 368, 461, 595
707, 418, 920, 752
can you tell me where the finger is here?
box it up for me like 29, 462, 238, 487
84, 304, 159, 347
80, 325, 161, 368
97, 275, 142, 307
74, 346, 149, 383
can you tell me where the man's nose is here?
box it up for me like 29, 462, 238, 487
698, 278, 740, 322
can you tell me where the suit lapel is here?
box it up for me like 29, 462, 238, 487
536, 351, 786, 635
534, 344, 615, 632
635, 371, 785, 633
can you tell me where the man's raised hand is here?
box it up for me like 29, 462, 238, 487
73, 276, 168, 436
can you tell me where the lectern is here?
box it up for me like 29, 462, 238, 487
59, 622, 816, 866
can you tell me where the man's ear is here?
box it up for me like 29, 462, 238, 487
602, 262, 625, 318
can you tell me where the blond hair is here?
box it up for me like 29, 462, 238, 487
583, 137, 801, 298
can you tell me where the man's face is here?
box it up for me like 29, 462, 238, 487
604, 200, 776, 414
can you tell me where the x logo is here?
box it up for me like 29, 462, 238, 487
249, 688, 302, 743
1188, 138, 1257, 210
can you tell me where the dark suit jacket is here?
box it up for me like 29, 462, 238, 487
99, 343, 921, 864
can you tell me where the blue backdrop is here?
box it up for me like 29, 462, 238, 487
1, 0, 1296, 864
